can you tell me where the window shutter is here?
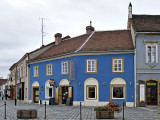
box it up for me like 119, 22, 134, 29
55, 87, 59, 103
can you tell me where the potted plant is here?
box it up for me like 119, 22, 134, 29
94, 100, 122, 119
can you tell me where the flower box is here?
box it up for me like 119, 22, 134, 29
96, 111, 114, 119
17, 109, 37, 119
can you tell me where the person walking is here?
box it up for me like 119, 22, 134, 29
2, 94, 4, 100
5, 93, 8, 100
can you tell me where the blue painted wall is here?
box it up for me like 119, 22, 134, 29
30, 53, 134, 104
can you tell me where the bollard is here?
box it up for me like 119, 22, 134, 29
15, 98, 17, 106
122, 102, 125, 120
4, 102, 6, 119
80, 102, 82, 120
45, 101, 46, 119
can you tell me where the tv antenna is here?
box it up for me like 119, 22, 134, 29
39, 18, 48, 46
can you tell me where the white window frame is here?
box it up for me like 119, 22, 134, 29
146, 43, 158, 63
112, 58, 123, 73
61, 61, 68, 74
33, 66, 39, 77
86, 85, 97, 100
112, 86, 124, 99
86, 59, 97, 73
46, 64, 52, 76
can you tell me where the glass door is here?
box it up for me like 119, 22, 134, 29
33, 88, 39, 103
146, 81, 157, 105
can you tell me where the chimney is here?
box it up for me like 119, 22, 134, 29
86, 21, 95, 33
128, 2, 132, 19
54, 33, 62, 45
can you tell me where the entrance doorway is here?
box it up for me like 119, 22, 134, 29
33, 88, 39, 103
146, 80, 157, 105
61, 86, 68, 104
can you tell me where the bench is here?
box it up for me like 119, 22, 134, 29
17, 109, 37, 119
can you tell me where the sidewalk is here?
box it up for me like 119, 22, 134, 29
0, 99, 160, 120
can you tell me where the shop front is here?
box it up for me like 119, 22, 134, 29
17, 82, 24, 100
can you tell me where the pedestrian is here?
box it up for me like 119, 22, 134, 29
2, 94, 4, 100
5, 94, 8, 100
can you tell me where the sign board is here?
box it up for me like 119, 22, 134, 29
140, 84, 145, 102
147, 82, 156, 86
49, 80, 55, 86
70, 60, 74, 80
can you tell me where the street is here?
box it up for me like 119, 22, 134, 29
0, 99, 160, 120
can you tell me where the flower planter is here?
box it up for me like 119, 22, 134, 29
96, 111, 114, 119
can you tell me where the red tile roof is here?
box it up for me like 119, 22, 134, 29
132, 15, 160, 32
81, 30, 133, 51
33, 30, 134, 61
0, 79, 7, 85
35, 34, 90, 60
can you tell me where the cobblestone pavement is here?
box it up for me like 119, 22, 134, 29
0, 99, 160, 120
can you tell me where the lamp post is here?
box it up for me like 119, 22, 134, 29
15, 67, 17, 106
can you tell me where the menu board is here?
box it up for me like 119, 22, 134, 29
140, 84, 145, 102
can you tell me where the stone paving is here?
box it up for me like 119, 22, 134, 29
0, 99, 160, 119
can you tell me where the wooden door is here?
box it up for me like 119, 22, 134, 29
55, 87, 59, 103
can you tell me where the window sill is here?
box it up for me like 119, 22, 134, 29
86, 98, 97, 100
61, 73, 69, 75
46, 74, 53, 76
33, 76, 39, 78
112, 72, 124, 73
85, 72, 97, 74
112, 98, 124, 99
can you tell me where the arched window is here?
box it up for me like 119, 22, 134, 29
45, 80, 53, 99
84, 78, 99, 101
110, 78, 126, 99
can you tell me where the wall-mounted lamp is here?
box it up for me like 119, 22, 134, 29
103, 82, 105, 86
130, 82, 132, 86
41, 85, 43, 91
78, 82, 81, 86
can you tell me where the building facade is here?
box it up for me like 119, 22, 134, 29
128, 3, 160, 106
29, 28, 135, 107
8, 42, 54, 103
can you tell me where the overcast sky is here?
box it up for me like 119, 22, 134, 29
0, 0, 160, 78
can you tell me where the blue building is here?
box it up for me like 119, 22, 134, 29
128, 3, 160, 107
29, 26, 135, 107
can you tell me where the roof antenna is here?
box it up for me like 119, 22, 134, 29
39, 18, 48, 47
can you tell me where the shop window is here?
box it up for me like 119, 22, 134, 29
87, 86, 96, 99
112, 87, 124, 99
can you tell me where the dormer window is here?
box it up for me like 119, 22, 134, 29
146, 43, 158, 63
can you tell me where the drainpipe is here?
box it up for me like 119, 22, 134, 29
134, 49, 137, 107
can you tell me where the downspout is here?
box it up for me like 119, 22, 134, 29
27, 53, 30, 103
134, 49, 137, 107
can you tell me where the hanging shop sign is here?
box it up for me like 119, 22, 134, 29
49, 79, 55, 86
